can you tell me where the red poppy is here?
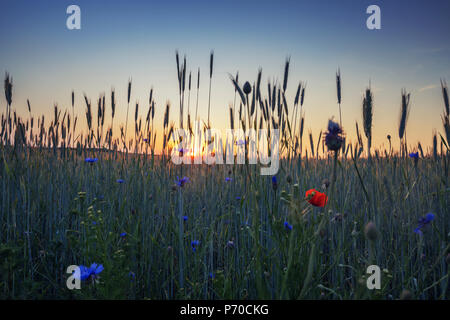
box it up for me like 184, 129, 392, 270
305, 189, 328, 207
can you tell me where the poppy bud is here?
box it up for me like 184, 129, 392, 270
243, 81, 252, 95
400, 289, 412, 300
321, 178, 330, 190
331, 212, 343, 222
364, 222, 378, 241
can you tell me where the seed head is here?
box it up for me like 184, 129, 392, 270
4, 73, 12, 106
286, 175, 292, 184
364, 222, 378, 241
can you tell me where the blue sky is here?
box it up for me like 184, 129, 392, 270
1, 0, 449, 151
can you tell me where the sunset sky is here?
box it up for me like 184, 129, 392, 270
1, 0, 449, 153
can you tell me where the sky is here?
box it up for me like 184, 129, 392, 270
0, 0, 449, 154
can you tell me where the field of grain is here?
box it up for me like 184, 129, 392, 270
0, 55, 449, 299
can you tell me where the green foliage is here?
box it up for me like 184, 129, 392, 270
0, 147, 449, 299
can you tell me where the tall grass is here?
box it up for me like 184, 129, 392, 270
0, 57, 449, 300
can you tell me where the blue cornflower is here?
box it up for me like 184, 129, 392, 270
209, 272, 215, 279
76, 263, 104, 281
183, 215, 188, 221
178, 147, 190, 153
272, 176, 278, 191
236, 196, 241, 200
409, 152, 419, 159
414, 213, 435, 234
117, 179, 125, 184
176, 176, 189, 187
226, 240, 235, 249
129, 271, 136, 280
235, 139, 246, 146
120, 232, 127, 238
325, 119, 344, 152
85, 157, 98, 163
143, 138, 148, 142
225, 177, 232, 182
284, 221, 293, 231
191, 240, 200, 252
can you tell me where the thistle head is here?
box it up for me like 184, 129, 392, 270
325, 119, 344, 152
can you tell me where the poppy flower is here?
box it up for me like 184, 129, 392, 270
305, 189, 328, 207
